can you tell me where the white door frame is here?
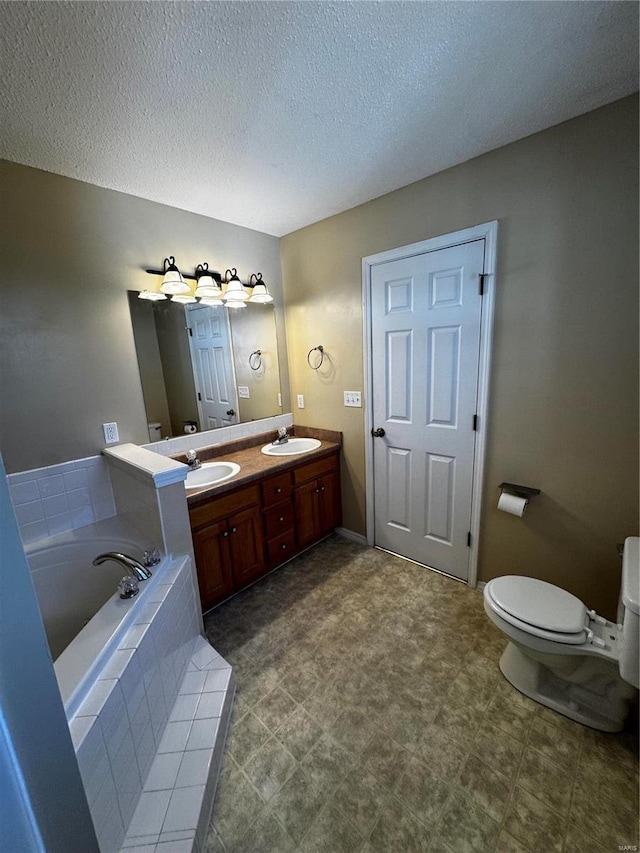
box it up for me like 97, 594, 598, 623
362, 220, 498, 588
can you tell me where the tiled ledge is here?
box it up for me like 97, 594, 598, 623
121, 637, 234, 853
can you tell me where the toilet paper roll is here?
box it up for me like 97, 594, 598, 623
184, 423, 197, 434
497, 492, 528, 517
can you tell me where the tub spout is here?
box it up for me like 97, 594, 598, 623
92, 552, 152, 581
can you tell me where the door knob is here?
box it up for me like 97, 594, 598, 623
371, 427, 386, 437
226, 409, 235, 416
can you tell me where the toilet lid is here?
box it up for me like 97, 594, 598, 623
488, 576, 587, 634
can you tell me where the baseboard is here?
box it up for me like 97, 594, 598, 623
335, 527, 368, 546
476, 580, 486, 591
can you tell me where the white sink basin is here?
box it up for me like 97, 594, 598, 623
261, 437, 321, 456
184, 461, 241, 490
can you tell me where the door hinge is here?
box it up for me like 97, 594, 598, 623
479, 274, 488, 296
473, 414, 479, 431
467, 531, 472, 547
197, 392, 202, 401
187, 327, 193, 337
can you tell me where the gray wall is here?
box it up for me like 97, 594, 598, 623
0, 160, 290, 472
281, 95, 639, 619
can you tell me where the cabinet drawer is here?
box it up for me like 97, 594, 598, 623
267, 530, 296, 566
293, 453, 338, 486
189, 484, 259, 529
263, 502, 294, 538
261, 471, 292, 504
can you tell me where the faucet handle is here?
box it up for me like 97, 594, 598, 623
144, 548, 161, 568
186, 449, 197, 461
278, 427, 288, 438
118, 576, 139, 599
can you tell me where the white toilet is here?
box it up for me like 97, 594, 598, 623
484, 537, 639, 732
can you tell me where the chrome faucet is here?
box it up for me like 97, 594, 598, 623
186, 449, 202, 470
272, 427, 289, 446
92, 552, 152, 581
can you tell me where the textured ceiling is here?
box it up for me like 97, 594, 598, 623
1, 1, 637, 236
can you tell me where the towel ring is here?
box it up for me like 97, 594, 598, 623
249, 350, 262, 371
307, 345, 324, 370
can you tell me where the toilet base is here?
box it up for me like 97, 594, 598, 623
499, 641, 635, 732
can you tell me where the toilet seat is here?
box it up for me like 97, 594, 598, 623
486, 576, 588, 645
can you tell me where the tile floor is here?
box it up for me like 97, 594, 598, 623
202, 536, 639, 853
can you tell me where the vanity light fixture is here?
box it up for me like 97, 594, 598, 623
138, 289, 167, 301
248, 273, 274, 304
222, 268, 249, 303
160, 256, 190, 295
194, 263, 224, 300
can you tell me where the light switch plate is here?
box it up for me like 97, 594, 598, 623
344, 391, 362, 408
297, 394, 305, 409
238, 386, 250, 399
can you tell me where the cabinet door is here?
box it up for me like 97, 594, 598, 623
318, 470, 341, 534
192, 519, 233, 611
228, 505, 265, 586
294, 479, 320, 549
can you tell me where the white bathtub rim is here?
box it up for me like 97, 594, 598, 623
56, 553, 186, 719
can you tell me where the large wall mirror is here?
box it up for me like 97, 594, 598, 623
128, 292, 282, 440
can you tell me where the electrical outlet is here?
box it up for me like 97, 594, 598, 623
238, 386, 250, 399
344, 391, 362, 407
297, 394, 305, 409
103, 422, 119, 444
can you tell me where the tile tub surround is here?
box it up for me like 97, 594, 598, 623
203, 536, 639, 853
7, 454, 116, 544
68, 555, 212, 852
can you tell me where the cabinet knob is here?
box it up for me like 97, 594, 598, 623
320, 486, 325, 492
222, 531, 229, 537
275, 487, 282, 494
279, 516, 284, 522
231, 526, 237, 533
280, 543, 287, 550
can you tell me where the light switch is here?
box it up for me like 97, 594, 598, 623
344, 391, 362, 408
238, 386, 250, 399
297, 394, 305, 409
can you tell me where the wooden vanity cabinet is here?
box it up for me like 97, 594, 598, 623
189, 449, 341, 612
293, 453, 342, 549
189, 485, 265, 611
261, 471, 296, 568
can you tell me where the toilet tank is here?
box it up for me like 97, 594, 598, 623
618, 537, 639, 689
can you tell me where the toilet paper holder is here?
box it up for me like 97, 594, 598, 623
499, 482, 540, 499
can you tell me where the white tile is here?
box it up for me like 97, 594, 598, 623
46, 511, 73, 536
144, 752, 182, 792
94, 497, 116, 521
68, 715, 96, 751
74, 455, 103, 469
38, 473, 66, 497
63, 467, 88, 490
190, 643, 218, 670
14, 501, 45, 525
157, 720, 193, 754
169, 693, 200, 722
66, 486, 91, 510
175, 749, 213, 788
157, 835, 193, 851
162, 785, 205, 833
76, 678, 118, 718
7, 469, 38, 484
147, 584, 173, 603
195, 692, 225, 719
120, 846, 156, 853
10, 480, 40, 505
185, 718, 219, 752
42, 492, 69, 517
179, 670, 207, 696
100, 648, 135, 681
126, 789, 172, 838
136, 599, 163, 625
118, 622, 152, 650
18, 519, 49, 544
122, 833, 160, 848
69, 505, 95, 528
204, 669, 231, 692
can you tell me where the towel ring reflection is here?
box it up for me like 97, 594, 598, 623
307, 345, 324, 370
249, 350, 263, 371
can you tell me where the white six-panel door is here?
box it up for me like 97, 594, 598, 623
370, 239, 485, 581
187, 305, 239, 430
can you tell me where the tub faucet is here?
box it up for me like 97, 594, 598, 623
92, 552, 152, 581
186, 449, 201, 470
272, 427, 289, 446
